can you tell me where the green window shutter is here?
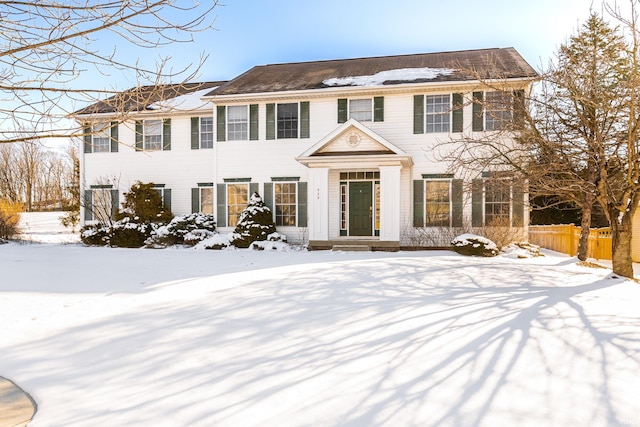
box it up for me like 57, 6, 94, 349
266, 103, 275, 140
374, 96, 384, 122
110, 189, 119, 219
135, 121, 143, 150
452, 93, 464, 133
216, 183, 226, 227
162, 188, 172, 211
263, 182, 274, 213
413, 179, 424, 227
337, 98, 348, 123
110, 122, 119, 152
451, 179, 463, 227
513, 90, 525, 127
84, 190, 93, 221
162, 118, 171, 150
512, 182, 525, 227
83, 124, 92, 153
191, 188, 200, 213
249, 104, 259, 140
297, 181, 307, 227
413, 95, 424, 134
472, 179, 483, 227
300, 101, 310, 139
191, 117, 200, 150
472, 92, 484, 132
216, 105, 226, 142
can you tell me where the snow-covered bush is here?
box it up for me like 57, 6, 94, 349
80, 223, 110, 246
196, 233, 233, 250
232, 192, 277, 248
451, 234, 499, 257
146, 213, 216, 247
108, 217, 157, 248
501, 242, 543, 258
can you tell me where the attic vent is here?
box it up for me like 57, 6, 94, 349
347, 132, 361, 148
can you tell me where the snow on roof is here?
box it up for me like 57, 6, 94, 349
148, 87, 216, 111
322, 67, 455, 87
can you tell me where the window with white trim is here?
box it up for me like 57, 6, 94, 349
349, 99, 372, 122
274, 182, 297, 226
424, 180, 451, 226
227, 106, 248, 141
277, 103, 298, 139
425, 95, 451, 133
92, 123, 110, 153
199, 187, 214, 215
200, 117, 214, 148
484, 180, 511, 224
485, 91, 512, 131
227, 183, 248, 227
144, 119, 163, 151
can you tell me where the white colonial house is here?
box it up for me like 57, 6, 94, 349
77, 48, 538, 249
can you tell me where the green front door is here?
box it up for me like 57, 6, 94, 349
349, 181, 373, 236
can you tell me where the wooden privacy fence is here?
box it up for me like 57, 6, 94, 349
528, 224, 613, 260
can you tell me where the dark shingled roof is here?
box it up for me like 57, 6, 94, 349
74, 81, 226, 115
208, 48, 537, 97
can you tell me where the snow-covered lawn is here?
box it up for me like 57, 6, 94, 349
2, 213, 640, 426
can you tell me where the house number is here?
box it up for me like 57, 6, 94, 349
317, 188, 320, 199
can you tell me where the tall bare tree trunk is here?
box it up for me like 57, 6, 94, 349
609, 202, 636, 278
577, 198, 593, 261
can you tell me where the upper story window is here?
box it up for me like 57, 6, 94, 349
425, 95, 451, 133
349, 99, 372, 122
414, 94, 462, 134
144, 120, 163, 151
338, 97, 384, 123
472, 90, 524, 132
485, 91, 512, 131
227, 105, 248, 141
136, 119, 170, 151
200, 117, 214, 148
84, 121, 118, 154
277, 103, 298, 139
92, 123, 110, 153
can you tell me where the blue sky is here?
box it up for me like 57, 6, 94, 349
188, 0, 593, 82
96, 0, 596, 89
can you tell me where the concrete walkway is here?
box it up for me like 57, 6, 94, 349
0, 377, 36, 427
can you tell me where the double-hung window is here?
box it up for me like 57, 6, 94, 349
274, 182, 297, 226
84, 185, 118, 223
144, 120, 163, 151
200, 117, 214, 148
425, 95, 451, 133
92, 123, 110, 153
227, 106, 248, 141
484, 180, 511, 225
349, 99, 372, 122
227, 183, 248, 227
277, 103, 298, 139
192, 185, 214, 214
485, 91, 513, 131
424, 180, 451, 227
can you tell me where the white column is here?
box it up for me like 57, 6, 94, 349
379, 165, 401, 241
308, 167, 329, 241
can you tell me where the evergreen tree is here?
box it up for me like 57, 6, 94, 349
232, 192, 276, 248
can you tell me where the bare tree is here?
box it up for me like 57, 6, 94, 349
438, 7, 640, 278
0, 1, 218, 144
